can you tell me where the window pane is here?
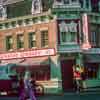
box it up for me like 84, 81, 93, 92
62, 32, 66, 42
41, 30, 48, 47
29, 32, 36, 48
61, 32, 76, 43
84, 63, 98, 79
6, 36, 13, 50
17, 34, 24, 49
91, 32, 96, 46
63, 0, 70, 4
72, 0, 77, 2
70, 32, 76, 42
79, 0, 84, 8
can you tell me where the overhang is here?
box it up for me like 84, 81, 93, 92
84, 54, 100, 63
17, 57, 49, 66
0, 57, 49, 66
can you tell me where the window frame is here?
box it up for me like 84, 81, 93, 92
60, 31, 77, 44
17, 34, 24, 49
6, 35, 13, 51
41, 30, 48, 47
28, 32, 36, 48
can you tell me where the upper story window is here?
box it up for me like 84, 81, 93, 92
6, 35, 13, 51
79, 0, 91, 10
79, 0, 84, 8
61, 32, 77, 43
29, 32, 36, 48
63, 0, 70, 4
90, 24, 100, 47
91, 0, 99, 12
59, 21, 77, 44
17, 34, 24, 49
41, 30, 48, 47
72, 0, 78, 2
90, 31, 96, 46
54, 0, 79, 4
86, 0, 89, 9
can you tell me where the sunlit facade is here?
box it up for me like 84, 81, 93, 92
0, 0, 100, 94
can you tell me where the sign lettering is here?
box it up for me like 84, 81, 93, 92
0, 48, 55, 60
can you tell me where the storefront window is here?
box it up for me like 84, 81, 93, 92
14, 65, 50, 81
31, 66, 50, 81
84, 63, 98, 79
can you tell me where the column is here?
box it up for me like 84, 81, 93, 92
50, 55, 62, 80
50, 54, 62, 93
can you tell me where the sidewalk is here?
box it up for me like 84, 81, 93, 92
39, 87, 100, 97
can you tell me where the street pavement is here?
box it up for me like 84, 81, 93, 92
37, 92, 100, 100
0, 92, 100, 100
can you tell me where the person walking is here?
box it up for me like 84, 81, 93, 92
24, 71, 37, 100
19, 71, 37, 100
18, 75, 25, 100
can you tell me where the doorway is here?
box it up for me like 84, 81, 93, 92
61, 59, 75, 92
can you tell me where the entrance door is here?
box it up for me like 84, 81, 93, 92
61, 59, 75, 92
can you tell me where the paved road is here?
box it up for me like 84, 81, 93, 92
0, 92, 100, 100
38, 92, 100, 100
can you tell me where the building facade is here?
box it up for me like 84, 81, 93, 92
52, 0, 100, 91
0, 0, 100, 94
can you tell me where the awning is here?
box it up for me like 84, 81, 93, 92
12, 57, 49, 72
84, 54, 100, 63
17, 57, 49, 66
0, 59, 24, 66
0, 57, 49, 66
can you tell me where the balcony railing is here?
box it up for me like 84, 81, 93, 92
0, 11, 54, 30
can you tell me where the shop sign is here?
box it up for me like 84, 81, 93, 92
0, 48, 55, 60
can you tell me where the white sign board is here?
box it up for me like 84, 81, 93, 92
0, 48, 55, 60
